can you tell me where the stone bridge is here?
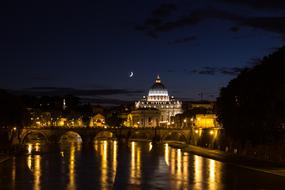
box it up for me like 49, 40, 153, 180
18, 127, 192, 144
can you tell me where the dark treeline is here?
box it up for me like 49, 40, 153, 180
217, 46, 285, 145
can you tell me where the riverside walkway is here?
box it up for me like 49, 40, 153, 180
169, 143, 285, 177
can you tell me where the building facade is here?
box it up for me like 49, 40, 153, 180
125, 108, 160, 128
134, 75, 183, 127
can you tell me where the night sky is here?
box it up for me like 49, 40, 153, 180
1, 0, 285, 104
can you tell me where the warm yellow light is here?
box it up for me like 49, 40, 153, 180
149, 142, 153, 152
177, 149, 182, 173
209, 130, 214, 135
195, 130, 199, 134
164, 143, 169, 166
183, 119, 187, 123
27, 144, 32, 154
13, 127, 17, 131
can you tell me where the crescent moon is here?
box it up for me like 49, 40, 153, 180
129, 72, 134, 78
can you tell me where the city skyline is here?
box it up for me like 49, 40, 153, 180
1, 0, 285, 103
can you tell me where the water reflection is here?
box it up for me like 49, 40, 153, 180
193, 154, 223, 190
129, 141, 141, 185
11, 157, 16, 190
27, 143, 41, 154
208, 158, 222, 190
26, 154, 41, 190
59, 142, 81, 190
194, 155, 203, 189
164, 143, 170, 166
4, 141, 280, 190
94, 140, 118, 190
67, 143, 76, 190
165, 144, 189, 189
164, 144, 223, 190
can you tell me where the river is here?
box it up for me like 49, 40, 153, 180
0, 140, 285, 190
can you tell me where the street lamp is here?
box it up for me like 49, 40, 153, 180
183, 119, 187, 128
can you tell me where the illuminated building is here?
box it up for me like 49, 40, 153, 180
125, 109, 160, 128
134, 75, 182, 127
194, 114, 219, 128
90, 113, 106, 127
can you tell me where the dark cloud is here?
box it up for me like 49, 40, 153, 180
187, 66, 244, 76
220, 0, 285, 10
137, 3, 285, 39
11, 87, 144, 97
168, 35, 197, 45
11, 87, 144, 106
134, 3, 177, 38
151, 3, 177, 18
242, 17, 285, 38
219, 67, 245, 75
79, 97, 131, 106
136, 7, 242, 37
135, 15, 199, 38
229, 26, 240, 32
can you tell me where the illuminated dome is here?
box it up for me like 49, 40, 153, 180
134, 74, 183, 127
148, 75, 169, 96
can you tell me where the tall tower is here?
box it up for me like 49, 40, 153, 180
63, 98, 67, 110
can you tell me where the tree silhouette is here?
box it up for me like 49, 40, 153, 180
217, 46, 285, 145
0, 90, 29, 146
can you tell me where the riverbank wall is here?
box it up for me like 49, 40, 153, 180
186, 127, 285, 164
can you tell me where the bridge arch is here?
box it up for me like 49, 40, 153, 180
21, 131, 49, 144
162, 131, 187, 143
129, 131, 153, 141
94, 131, 116, 141
58, 131, 83, 143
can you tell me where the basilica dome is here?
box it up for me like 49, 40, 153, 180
148, 75, 169, 96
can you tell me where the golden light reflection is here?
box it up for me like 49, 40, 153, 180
12, 157, 16, 190
209, 159, 215, 181
34, 155, 41, 190
27, 155, 32, 171
67, 143, 76, 190
112, 141, 117, 182
34, 143, 40, 152
164, 143, 169, 166
26, 153, 41, 190
170, 148, 175, 174
149, 142, 153, 152
101, 140, 108, 190
129, 141, 141, 185
28, 144, 32, 154
194, 155, 203, 190
95, 140, 118, 190
183, 153, 188, 182
207, 159, 222, 190
27, 143, 41, 154
94, 141, 99, 152
165, 145, 189, 189
177, 149, 182, 173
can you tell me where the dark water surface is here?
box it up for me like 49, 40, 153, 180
0, 141, 285, 190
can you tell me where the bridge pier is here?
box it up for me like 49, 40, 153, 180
81, 135, 93, 144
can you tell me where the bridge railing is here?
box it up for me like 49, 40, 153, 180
23, 126, 192, 130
